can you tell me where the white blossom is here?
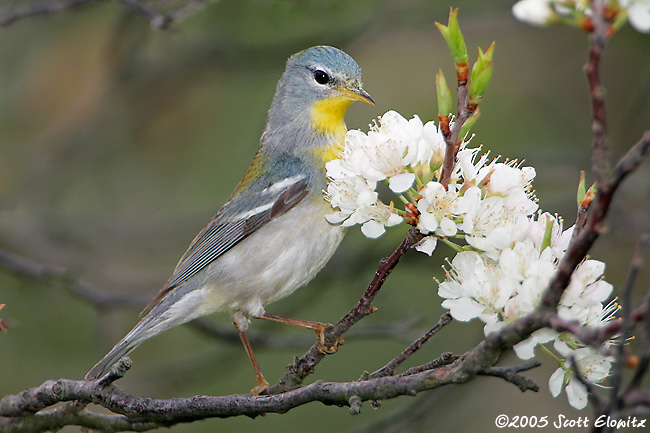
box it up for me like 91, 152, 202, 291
512, 0, 558, 26
324, 170, 402, 238
512, 0, 591, 26
416, 182, 470, 236
549, 347, 613, 409
513, 0, 650, 33
327, 110, 537, 247
326, 110, 448, 237
435, 210, 616, 409
621, 0, 650, 32
338, 110, 444, 194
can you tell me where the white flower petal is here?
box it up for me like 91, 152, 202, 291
513, 337, 538, 360
438, 280, 461, 299
417, 212, 439, 234
325, 212, 347, 224
549, 367, 565, 398
512, 0, 556, 26
444, 297, 485, 322
577, 280, 613, 307
414, 236, 437, 256
438, 217, 458, 236
483, 321, 506, 336
553, 338, 573, 357
386, 213, 404, 227
566, 379, 588, 410
629, 3, 650, 33
531, 328, 558, 344
361, 220, 386, 238
388, 172, 415, 193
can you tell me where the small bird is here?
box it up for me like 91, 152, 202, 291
85, 46, 375, 395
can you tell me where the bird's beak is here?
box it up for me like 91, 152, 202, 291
338, 83, 376, 106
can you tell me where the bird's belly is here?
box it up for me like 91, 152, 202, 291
196, 199, 344, 317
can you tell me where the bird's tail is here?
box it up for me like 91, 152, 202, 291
84, 336, 139, 380
85, 310, 163, 380
85, 284, 208, 380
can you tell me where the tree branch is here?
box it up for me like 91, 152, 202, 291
0, 0, 217, 29
0, 0, 100, 27
0, 354, 476, 430
0, 307, 548, 432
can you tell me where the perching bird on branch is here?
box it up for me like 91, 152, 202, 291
85, 46, 375, 395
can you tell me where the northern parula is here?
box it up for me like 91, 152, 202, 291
85, 46, 374, 394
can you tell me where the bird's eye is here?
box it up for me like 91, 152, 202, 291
313, 70, 330, 85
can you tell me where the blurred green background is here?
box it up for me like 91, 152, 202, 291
1, 1, 649, 432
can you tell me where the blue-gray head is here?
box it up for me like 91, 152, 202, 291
267, 46, 375, 136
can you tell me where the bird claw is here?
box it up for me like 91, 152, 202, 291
314, 323, 344, 354
250, 376, 270, 396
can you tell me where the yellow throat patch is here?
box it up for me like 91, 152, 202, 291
310, 95, 352, 164
310, 95, 352, 137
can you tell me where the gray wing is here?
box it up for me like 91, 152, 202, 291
141, 176, 309, 314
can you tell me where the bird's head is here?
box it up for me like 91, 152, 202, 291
270, 46, 375, 138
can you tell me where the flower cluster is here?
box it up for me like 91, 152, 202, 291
326, 110, 617, 410
326, 110, 538, 255
325, 110, 443, 238
439, 212, 616, 409
512, 0, 650, 33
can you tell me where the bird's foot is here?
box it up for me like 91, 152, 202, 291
250, 374, 270, 396
314, 323, 344, 354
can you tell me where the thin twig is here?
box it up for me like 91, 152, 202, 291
117, 0, 157, 20
153, 0, 214, 29
399, 352, 457, 376
546, 301, 649, 351
439, 62, 472, 187
610, 235, 650, 408
370, 312, 452, 378
0, 248, 148, 310
542, 130, 650, 309
0, 0, 100, 27
117, 0, 216, 30
191, 317, 419, 349
585, 0, 611, 184
626, 293, 650, 392
477, 361, 542, 393
0, 0, 216, 30
542, 0, 611, 308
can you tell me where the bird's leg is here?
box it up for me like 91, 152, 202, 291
258, 313, 344, 354
233, 319, 269, 396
